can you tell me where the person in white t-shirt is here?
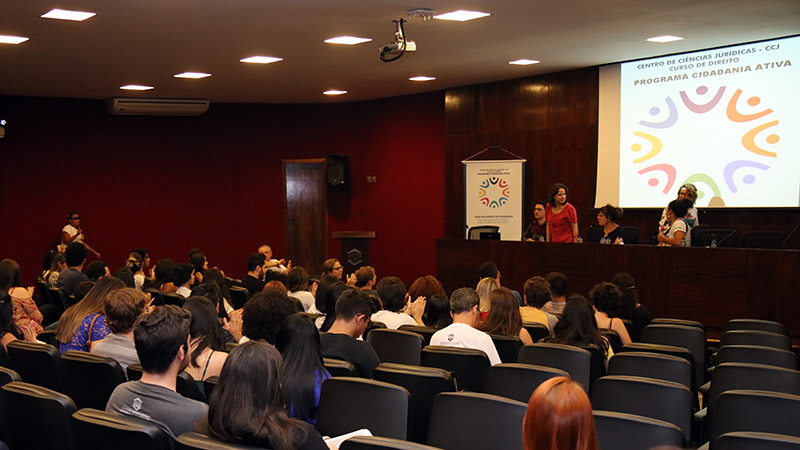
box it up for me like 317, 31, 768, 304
60, 211, 100, 258
430, 287, 502, 366
371, 277, 425, 329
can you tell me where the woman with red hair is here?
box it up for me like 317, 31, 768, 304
523, 376, 598, 450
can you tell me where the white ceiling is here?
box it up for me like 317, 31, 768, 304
1, 0, 799, 104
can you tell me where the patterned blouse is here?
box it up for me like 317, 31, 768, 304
10, 288, 44, 335
59, 313, 111, 354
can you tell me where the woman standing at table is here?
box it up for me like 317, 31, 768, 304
658, 183, 699, 235
546, 183, 579, 243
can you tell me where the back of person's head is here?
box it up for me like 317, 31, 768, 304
134, 305, 191, 375
203, 341, 307, 450
286, 266, 309, 292
314, 275, 341, 313
104, 288, 148, 334
450, 287, 480, 315
247, 253, 266, 272
408, 275, 446, 300
114, 266, 135, 288
424, 293, 452, 329
275, 313, 326, 422
183, 296, 225, 366
191, 282, 225, 315
73, 280, 95, 302
546, 272, 568, 298
47, 252, 66, 272
334, 289, 375, 320
132, 248, 149, 263
0, 259, 22, 291
610, 272, 637, 320
524, 276, 552, 308
479, 287, 523, 336
549, 295, 605, 352
376, 276, 407, 311
242, 290, 297, 344
319, 281, 350, 331
478, 261, 499, 279
56, 276, 125, 344
190, 252, 207, 274
588, 282, 621, 316
153, 259, 176, 285
668, 198, 691, 218
64, 242, 88, 267
85, 261, 108, 281
476, 277, 500, 311
523, 376, 597, 450
125, 253, 143, 273
354, 266, 376, 288
172, 263, 194, 286
188, 248, 204, 260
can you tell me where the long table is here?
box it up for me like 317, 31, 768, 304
436, 239, 800, 341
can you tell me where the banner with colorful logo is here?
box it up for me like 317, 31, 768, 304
463, 159, 525, 241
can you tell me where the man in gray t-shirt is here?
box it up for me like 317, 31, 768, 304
106, 305, 207, 438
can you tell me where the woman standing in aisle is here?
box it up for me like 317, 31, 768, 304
546, 183, 579, 243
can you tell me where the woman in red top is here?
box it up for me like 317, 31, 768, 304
546, 183, 579, 243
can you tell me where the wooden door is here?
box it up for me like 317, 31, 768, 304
283, 159, 327, 275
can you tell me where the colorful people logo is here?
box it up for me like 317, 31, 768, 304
479, 177, 510, 208
631, 85, 780, 206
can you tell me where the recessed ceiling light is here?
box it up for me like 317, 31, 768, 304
509, 59, 540, 66
174, 72, 211, 79
409, 76, 436, 81
434, 10, 491, 21
323, 90, 347, 96
41, 8, 96, 21
324, 36, 372, 45
0, 35, 29, 44
240, 56, 283, 64
646, 35, 684, 43
120, 85, 154, 91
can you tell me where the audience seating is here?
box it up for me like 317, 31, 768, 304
704, 390, 800, 449
7, 339, 65, 393
620, 342, 698, 397
521, 322, 550, 343
719, 330, 791, 351
49, 286, 71, 311
641, 323, 706, 385
203, 375, 219, 401
578, 344, 607, 393
714, 344, 796, 370
398, 325, 437, 345
427, 392, 526, 450
363, 320, 387, 341
366, 329, 424, 366
0, 381, 77, 450
37, 329, 58, 347
517, 343, 591, 393
593, 411, 685, 450
738, 230, 786, 249
598, 329, 622, 354
0, 366, 20, 387
228, 286, 250, 310
317, 377, 410, 440
715, 432, 800, 450
0, 344, 11, 369
591, 375, 693, 445
175, 432, 267, 449
72, 408, 173, 450
724, 318, 786, 335
324, 358, 358, 377
607, 352, 692, 391
144, 289, 163, 306
420, 346, 490, 392
161, 292, 185, 307
61, 350, 127, 410
489, 334, 522, 363
127, 363, 143, 381
372, 363, 456, 444
650, 317, 705, 330
340, 436, 444, 450
484, 363, 568, 403
177, 371, 206, 402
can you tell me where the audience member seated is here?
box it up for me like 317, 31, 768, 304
275, 313, 331, 425
239, 289, 298, 344
194, 341, 327, 450
73, 280, 95, 303
124, 253, 145, 290
521, 276, 558, 333
131, 248, 151, 289
354, 266, 380, 305
317, 280, 350, 332
319, 289, 380, 378
42, 252, 66, 287
258, 244, 291, 276
430, 287, 501, 366
92, 288, 149, 375
287, 267, 315, 312
56, 277, 125, 353
478, 260, 522, 306
183, 297, 228, 396
610, 272, 651, 342
321, 258, 344, 280
542, 272, 568, 315
478, 287, 533, 344
424, 293, 452, 329
106, 305, 208, 438
1, 259, 44, 336
545, 295, 611, 361
589, 282, 631, 346
0, 293, 37, 349
476, 277, 499, 320
200, 269, 233, 310
189, 252, 207, 285
587, 204, 625, 244
371, 277, 425, 329
85, 260, 110, 282
114, 266, 136, 288
242, 253, 267, 297
523, 376, 598, 450
57, 242, 90, 296
149, 258, 177, 293
173, 263, 195, 298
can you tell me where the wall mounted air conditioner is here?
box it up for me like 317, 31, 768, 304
106, 98, 210, 116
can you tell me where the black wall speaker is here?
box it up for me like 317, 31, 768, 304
327, 154, 349, 187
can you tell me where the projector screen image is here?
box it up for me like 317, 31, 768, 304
597, 35, 800, 208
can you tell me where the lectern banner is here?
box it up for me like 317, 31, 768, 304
464, 159, 525, 241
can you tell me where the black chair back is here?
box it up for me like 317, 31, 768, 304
229, 287, 250, 310
578, 344, 607, 393
598, 329, 622, 354
641, 323, 706, 385
317, 377, 410, 440
127, 363, 144, 381
607, 351, 692, 391
72, 408, 173, 450
177, 371, 206, 402
715, 344, 796, 370
593, 410, 684, 450
650, 317, 705, 330
517, 343, 591, 393
0, 366, 21, 387
203, 375, 219, 401
398, 325, 438, 345
739, 231, 786, 249
420, 346, 490, 392
175, 431, 268, 449
0, 381, 77, 450
715, 431, 800, 450
340, 436, 444, 450
427, 392, 526, 450
61, 350, 126, 409
161, 292, 185, 306
617, 226, 640, 244
323, 358, 358, 377
49, 286, 71, 311
725, 319, 786, 335
144, 289, 163, 306
484, 363, 568, 403
719, 330, 791, 351
7, 339, 64, 392
489, 334, 522, 363
709, 390, 800, 447
367, 328, 424, 366
521, 322, 550, 342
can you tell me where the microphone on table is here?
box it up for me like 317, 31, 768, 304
780, 225, 799, 249
713, 229, 738, 248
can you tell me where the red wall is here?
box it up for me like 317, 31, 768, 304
0, 93, 445, 286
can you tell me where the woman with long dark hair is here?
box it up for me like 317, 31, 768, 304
546, 183, 579, 243
424, 293, 452, 329
183, 296, 228, 392
56, 276, 125, 353
275, 313, 331, 425
523, 376, 598, 450
610, 272, 651, 342
545, 295, 609, 358
195, 341, 327, 450
0, 259, 44, 336
479, 287, 533, 344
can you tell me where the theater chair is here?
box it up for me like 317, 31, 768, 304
0, 381, 77, 450
72, 408, 172, 450
317, 377, 410, 440
420, 346, 490, 392
367, 328, 425, 366
427, 392, 525, 450
517, 343, 591, 393
484, 363, 568, 403
593, 411, 684, 450
61, 350, 127, 409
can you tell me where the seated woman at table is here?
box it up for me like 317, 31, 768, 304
587, 204, 624, 244
546, 183, 579, 243
657, 199, 693, 247
479, 287, 533, 345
